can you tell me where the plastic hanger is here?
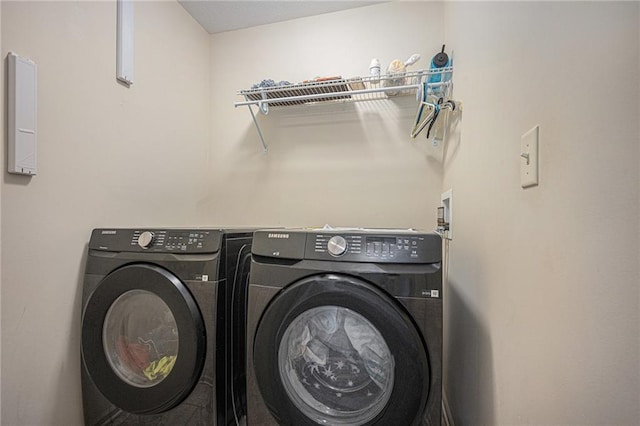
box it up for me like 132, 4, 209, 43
410, 86, 456, 140
410, 81, 438, 138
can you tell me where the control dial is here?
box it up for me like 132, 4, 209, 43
327, 236, 347, 257
138, 231, 155, 249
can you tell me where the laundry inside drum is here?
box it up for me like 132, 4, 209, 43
278, 306, 394, 425
102, 289, 179, 388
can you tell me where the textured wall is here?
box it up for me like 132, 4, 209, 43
0, 1, 3, 421
3, 2, 638, 424
1, 2, 211, 424
206, 2, 446, 230
442, 2, 640, 424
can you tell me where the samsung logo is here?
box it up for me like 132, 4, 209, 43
101, 230, 117, 235
268, 233, 289, 239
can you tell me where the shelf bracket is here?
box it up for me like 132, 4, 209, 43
259, 91, 270, 115
246, 103, 268, 153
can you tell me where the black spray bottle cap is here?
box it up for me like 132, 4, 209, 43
432, 45, 449, 68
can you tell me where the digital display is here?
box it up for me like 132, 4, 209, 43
366, 237, 398, 245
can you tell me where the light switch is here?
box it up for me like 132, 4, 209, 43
520, 125, 539, 188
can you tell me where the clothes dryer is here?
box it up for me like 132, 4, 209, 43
245, 229, 442, 426
81, 228, 253, 425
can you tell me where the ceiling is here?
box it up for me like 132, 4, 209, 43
179, 1, 388, 34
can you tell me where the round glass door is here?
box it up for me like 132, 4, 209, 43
278, 306, 394, 425
103, 289, 179, 388
82, 263, 205, 414
252, 274, 429, 425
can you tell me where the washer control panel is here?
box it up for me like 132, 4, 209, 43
90, 229, 221, 253
304, 231, 440, 263
131, 230, 214, 252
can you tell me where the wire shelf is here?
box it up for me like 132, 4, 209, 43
235, 68, 453, 110
234, 66, 454, 152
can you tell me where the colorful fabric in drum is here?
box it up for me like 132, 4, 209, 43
143, 355, 177, 381
116, 336, 150, 373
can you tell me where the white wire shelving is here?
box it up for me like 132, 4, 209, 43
234, 67, 454, 152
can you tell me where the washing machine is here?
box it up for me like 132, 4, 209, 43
245, 228, 442, 426
81, 228, 254, 425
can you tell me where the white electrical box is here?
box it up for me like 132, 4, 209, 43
441, 189, 453, 240
8, 52, 37, 175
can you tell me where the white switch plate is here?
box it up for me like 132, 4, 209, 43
520, 125, 539, 188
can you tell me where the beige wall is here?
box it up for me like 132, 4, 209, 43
1, 1, 638, 424
0, 1, 3, 422
1, 2, 211, 424
206, 2, 445, 229
442, 2, 640, 424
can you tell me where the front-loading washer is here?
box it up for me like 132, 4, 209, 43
81, 228, 253, 425
244, 228, 443, 425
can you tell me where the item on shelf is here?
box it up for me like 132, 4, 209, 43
404, 53, 421, 68
348, 78, 366, 91
384, 53, 421, 95
369, 58, 381, 84
387, 59, 405, 74
302, 76, 343, 83
428, 45, 452, 96
383, 59, 405, 96
299, 76, 351, 102
246, 79, 301, 108
251, 79, 292, 89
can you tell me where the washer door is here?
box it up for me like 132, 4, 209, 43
253, 274, 429, 425
82, 263, 205, 414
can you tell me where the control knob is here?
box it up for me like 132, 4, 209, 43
138, 231, 155, 249
327, 236, 347, 257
